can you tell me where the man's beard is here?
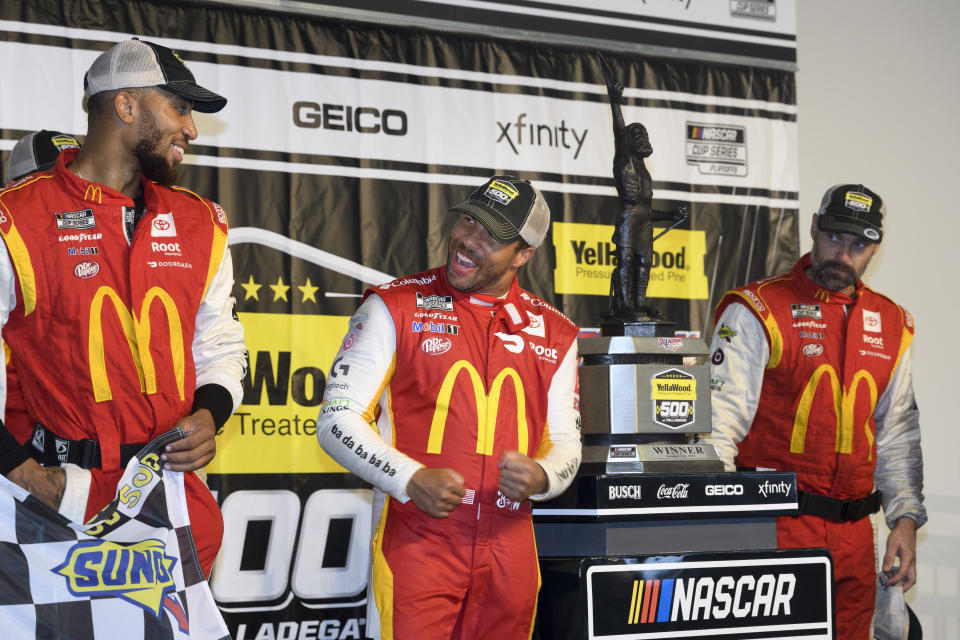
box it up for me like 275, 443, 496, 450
811, 256, 859, 291
134, 112, 179, 187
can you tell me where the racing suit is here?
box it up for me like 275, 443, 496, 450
706, 254, 925, 640
0, 148, 247, 574
317, 267, 581, 640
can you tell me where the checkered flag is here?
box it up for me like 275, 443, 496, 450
0, 428, 229, 639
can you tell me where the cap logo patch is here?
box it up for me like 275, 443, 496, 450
844, 191, 872, 212
864, 228, 880, 240
485, 180, 519, 205
51, 136, 80, 151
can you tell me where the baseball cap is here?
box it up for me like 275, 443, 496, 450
816, 183, 885, 243
448, 175, 551, 247
83, 38, 226, 113
7, 130, 80, 182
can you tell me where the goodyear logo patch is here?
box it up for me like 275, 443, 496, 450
485, 180, 519, 204
844, 191, 873, 211
53, 538, 178, 616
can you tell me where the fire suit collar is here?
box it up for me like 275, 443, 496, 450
794, 252, 861, 306
54, 148, 132, 205
440, 269, 529, 333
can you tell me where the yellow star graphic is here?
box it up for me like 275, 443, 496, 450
270, 276, 290, 302
298, 277, 320, 303
240, 275, 262, 301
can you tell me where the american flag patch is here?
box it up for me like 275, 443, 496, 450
462, 489, 475, 505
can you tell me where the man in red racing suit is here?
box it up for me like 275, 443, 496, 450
705, 184, 925, 639
0, 39, 246, 576
317, 176, 581, 640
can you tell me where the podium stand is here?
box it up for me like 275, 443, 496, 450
531, 335, 835, 639
532, 472, 835, 639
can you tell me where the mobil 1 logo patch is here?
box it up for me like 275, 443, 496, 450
685, 122, 747, 176
651, 368, 696, 430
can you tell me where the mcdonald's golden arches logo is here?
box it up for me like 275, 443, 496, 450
427, 360, 529, 456
88, 286, 186, 403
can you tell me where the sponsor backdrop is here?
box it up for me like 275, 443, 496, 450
0, 1, 798, 636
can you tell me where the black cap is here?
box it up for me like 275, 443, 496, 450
448, 175, 550, 247
83, 38, 226, 113
7, 130, 80, 182
817, 183, 885, 243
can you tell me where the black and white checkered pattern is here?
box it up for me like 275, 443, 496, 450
0, 429, 229, 639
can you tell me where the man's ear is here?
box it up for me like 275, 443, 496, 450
512, 246, 536, 269
114, 90, 139, 125
810, 213, 819, 241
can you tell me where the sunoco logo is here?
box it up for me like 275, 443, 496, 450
685, 122, 747, 176
53, 539, 182, 620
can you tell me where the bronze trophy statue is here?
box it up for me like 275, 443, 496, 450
599, 53, 687, 334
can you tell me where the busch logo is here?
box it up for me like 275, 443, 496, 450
609, 485, 642, 501
656, 483, 689, 499
758, 480, 791, 498
421, 337, 452, 355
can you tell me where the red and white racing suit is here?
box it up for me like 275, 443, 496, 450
706, 254, 925, 640
0, 149, 247, 574
317, 267, 581, 640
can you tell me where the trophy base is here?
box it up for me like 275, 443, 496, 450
600, 318, 676, 337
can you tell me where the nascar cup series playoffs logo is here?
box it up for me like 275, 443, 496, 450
685, 123, 747, 176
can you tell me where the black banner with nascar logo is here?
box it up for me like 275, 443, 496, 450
584, 550, 833, 639
0, 0, 799, 636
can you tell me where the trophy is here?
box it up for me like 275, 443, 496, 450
579, 54, 721, 473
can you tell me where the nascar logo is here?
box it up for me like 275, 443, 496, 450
625, 574, 795, 624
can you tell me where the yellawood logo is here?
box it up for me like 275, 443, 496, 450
551, 222, 708, 299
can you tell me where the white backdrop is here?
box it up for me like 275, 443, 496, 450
797, 1, 960, 636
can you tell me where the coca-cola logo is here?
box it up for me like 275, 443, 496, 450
73, 261, 100, 279
421, 336, 452, 355
657, 483, 689, 499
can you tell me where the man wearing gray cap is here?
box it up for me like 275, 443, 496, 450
3, 130, 80, 186
0, 38, 245, 576
705, 184, 925, 639
317, 175, 582, 639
